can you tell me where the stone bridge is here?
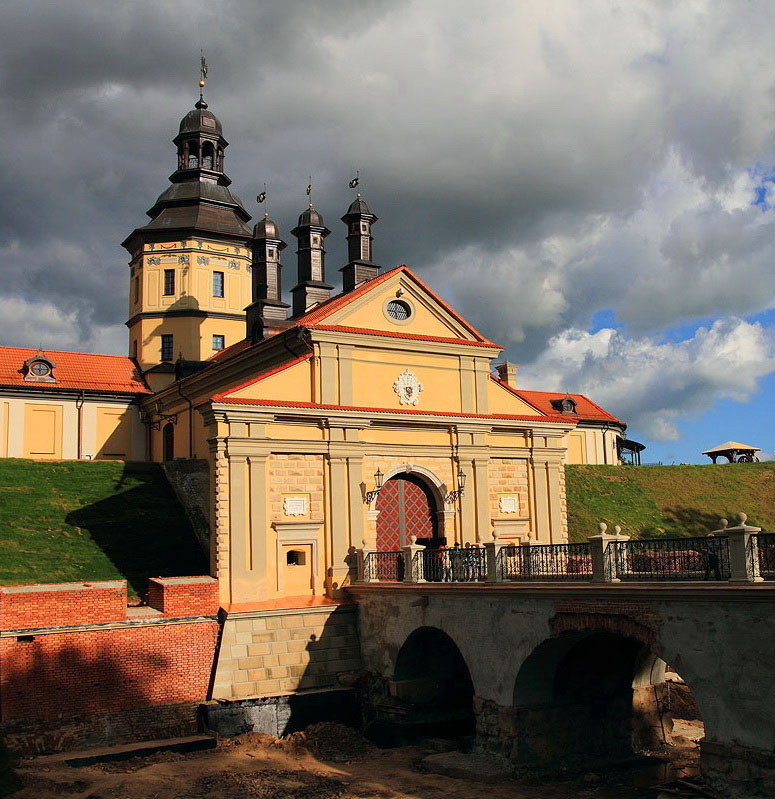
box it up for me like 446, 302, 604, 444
347, 581, 775, 796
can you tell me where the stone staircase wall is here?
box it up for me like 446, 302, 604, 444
212, 604, 361, 699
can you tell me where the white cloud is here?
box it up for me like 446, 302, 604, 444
519, 318, 775, 441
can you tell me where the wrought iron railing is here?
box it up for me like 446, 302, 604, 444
608, 536, 730, 581
498, 542, 593, 580
750, 533, 775, 579
419, 546, 487, 582
364, 550, 405, 582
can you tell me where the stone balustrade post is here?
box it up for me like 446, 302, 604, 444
587, 522, 629, 583
522, 540, 539, 578
401, 536, 425, 583
719, 514, 763, 584
483, 531, 506, 582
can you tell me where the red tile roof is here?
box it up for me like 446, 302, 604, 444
0, 346, 149, 394
205, 396, 575, 425
494, 380, 623, 425
306, 324, 501, 348
211, 354, 312, 401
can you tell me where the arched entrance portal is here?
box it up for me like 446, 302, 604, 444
375, 473, 441, 551
511, 630, 704, 769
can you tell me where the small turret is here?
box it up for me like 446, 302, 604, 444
245, 214, 290, 340
290, 204, 333, 316
340, 194, 379, 292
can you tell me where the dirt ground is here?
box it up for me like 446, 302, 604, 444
5, 723, 705, 799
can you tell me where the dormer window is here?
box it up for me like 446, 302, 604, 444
551, 396, 577, 415
23, 355, 56, 383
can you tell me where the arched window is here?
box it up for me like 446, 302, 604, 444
202, 142, 214, 170
188, 144, 199, 168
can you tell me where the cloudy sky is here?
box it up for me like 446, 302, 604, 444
1, 0, 773, 463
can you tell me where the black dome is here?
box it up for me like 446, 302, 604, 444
346, 196, 371, 215
298, 204, 325, 227
254, 216, 280, 239
179, 99, 223, 136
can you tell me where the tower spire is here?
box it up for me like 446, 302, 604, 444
340, 185, 379, 292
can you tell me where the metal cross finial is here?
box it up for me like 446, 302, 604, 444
199, 51, 208, 99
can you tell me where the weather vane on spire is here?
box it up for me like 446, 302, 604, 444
199, 50, 208, 100
257, 183, 268, 215
306, 176, 313, 205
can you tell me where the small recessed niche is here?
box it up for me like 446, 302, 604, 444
16, 635, 35, 643
286, 549, 306, 566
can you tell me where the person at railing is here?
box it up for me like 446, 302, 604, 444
449, 543, 465, 582
705, 533, 724, 581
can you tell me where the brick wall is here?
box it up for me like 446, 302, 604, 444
146, 576, 219, 617
0, 581, 127, 629
268, 454, 325, 522
0, 579, 219, 738
488, 458, 530, 522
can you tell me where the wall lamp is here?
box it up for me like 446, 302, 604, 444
445, 467, 467, 504
364, 468, 384, 504
141, 399, 178, 431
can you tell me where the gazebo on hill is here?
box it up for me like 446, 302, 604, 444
702, 441, 761, 464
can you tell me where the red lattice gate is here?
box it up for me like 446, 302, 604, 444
375, 474, 438, 551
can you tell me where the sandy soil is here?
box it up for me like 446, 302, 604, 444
6, 724, 704, 799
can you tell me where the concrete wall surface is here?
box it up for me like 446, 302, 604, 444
349, 583, 775, 796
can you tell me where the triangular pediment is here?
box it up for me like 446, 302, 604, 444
298, 266, 497, 345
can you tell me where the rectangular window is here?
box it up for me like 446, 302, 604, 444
163, 269, 175, 295
212, 334, 225, 351
161, 334, 173, 362
213, 271, 224, 297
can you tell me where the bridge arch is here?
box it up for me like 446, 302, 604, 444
511, 624, 705, 767
387, 626, 475, 743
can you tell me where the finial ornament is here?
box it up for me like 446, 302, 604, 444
598, 522, 608, 534
199, 51, 208, 99
738, 512, 748, 524
257, 183, 267, 205
349, 170, 360, 190
306, 177, 312, 203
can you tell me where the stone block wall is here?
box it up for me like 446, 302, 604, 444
212, 603, 361, 699
268, 454, 325, 522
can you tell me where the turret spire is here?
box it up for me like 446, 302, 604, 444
290, 202, 333, 316
340, 189, 379, 292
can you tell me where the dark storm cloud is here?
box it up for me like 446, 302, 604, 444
1, 0, 774, 435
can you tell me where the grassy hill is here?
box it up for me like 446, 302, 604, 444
0, 459, 208, 596
566, 462, 775, 542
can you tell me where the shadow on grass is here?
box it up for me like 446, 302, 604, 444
65, 461, 208, 596
646, 506, 738, 538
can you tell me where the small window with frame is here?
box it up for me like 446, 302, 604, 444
163, 269, 175, 296
213, 271, 224, 298
212, 334, 225, 351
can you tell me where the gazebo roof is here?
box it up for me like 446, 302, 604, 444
701, 441, 760, 455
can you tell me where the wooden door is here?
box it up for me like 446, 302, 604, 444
375, 474, 438, 551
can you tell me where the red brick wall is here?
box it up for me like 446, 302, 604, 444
0, 582, 127, 630
0, 579, 220, 726
146, 577, 219, 617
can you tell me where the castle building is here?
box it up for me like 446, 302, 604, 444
0, 94, 635, 616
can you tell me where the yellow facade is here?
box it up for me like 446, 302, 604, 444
127, 237, 252, 369
144, 266, 576, 606
0, 396, 144, 461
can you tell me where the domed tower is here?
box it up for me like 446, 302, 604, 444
340, 193, 380, 292
290, 204, 333, 317
122, 96, 253, 380
245, 213, 290, 341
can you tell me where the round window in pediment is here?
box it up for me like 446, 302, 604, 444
30, 361, 51, 377
386, 300, 412, 321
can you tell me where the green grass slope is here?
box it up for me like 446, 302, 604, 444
0, 459, 208, 596
566, 462, 775, 542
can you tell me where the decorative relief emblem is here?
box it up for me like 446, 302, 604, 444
499, 496, 519, 514
147, 256, 161, 266
393, 369, 423, 406
197, 255, 210, 265
246, 264, 252, 273
178, 254, 189, 265
228, 260, 240, 270
283, 496, 308, 516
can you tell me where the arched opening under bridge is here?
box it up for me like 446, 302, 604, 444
511, 630, 704, 770
366, 626, 475, 748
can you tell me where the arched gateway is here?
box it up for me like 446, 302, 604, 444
375, 472, 442, 551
